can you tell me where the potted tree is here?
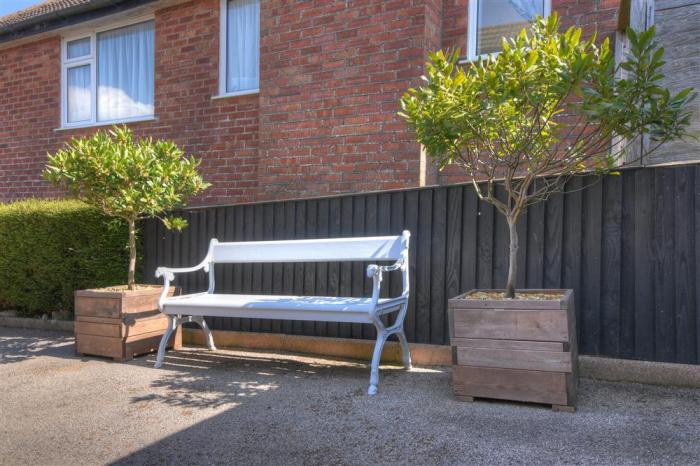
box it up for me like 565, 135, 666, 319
400, 15, 695, 409
44, 126, 209, 360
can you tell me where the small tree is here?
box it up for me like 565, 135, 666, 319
44, 126, 209, 290
400, 14, 695, 299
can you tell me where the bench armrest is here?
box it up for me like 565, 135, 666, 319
155, 259, 210, 311
366, 256, 408, 311
155, 263, 208, 282
366, 259, 404, 277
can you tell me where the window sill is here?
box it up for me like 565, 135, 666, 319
55, 116, 157, 132
212, 89, 260, 100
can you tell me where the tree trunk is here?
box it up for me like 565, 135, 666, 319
128, 217, 137, 291
505, 218, 518, 299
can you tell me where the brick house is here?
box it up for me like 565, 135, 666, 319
0, 0, 625, 206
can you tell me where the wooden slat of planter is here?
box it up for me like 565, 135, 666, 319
122, 314, 170, 338
75, 316, 120, 325
450, 289, 571, 309
453, 365, 570, 406
74, 320, 121, 338
455, 347, 572, 372
74, 296, 120, 318
450, 338, 565, 352
76, 334, 123, 359
451, 308, 569, 342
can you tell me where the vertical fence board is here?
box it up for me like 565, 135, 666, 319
634, 169, 655, 360
304, 200, 318, 336
351, 196, 366, 339
544, 193, 564, 289
339, 196, 354, 338
445, 187, 463, 308
316, 199, 330, 336
415, 189, 433, 344
460, 187, 478, 293
696, 166, 700, 363
675, 168, 696, 363
430, 188, 447, 345
404, 190, 419, 342
327, 197, 342, 337
619, 172, 636, 358
389, 192, 406, 314
525, 199, 545, 289
600, 176, 622, 357
580, 181, 603, 355
655, 168, 678, 362
476, 199, 494, 289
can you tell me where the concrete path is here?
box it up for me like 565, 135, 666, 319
1, 327, 699, 465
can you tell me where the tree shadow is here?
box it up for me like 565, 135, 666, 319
0, 327, 74, 365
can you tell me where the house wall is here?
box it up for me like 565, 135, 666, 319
0, 0, 622, 206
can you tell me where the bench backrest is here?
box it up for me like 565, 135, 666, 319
208, 232, 409, 264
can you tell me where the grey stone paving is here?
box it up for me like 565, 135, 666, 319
1, 327, 699, 465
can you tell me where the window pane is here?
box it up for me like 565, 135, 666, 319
67, 65, 91, 123
97, 21, 155, 121
67, 37, 91, 59
476, 0, 544, 56
226, 0, 260, 93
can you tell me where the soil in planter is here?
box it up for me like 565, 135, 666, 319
465, 291, 565, 301
94, 284, 162, 292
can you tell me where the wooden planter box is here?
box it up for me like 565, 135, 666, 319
74, 285, 180, 361
448, 289, 578, 412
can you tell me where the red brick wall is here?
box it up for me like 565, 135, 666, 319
0, 0, 621, 205
0, 36, 63, 201
0, 0, 259, 206
256, 0, 438, 200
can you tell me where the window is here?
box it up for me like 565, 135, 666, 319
61, 19, 155, 128
467, 0, 551, 61
219, 0, 260, 97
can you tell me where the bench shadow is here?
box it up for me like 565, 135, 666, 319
114, 348, 447, 465
128, 348, 367, 409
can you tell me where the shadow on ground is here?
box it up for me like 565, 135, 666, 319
2, 327, 699, 465
0, 327, 74, 365
114, 347, 700, 466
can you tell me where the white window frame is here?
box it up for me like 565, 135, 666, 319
216, 0, 260, 99
60, 15, 155, 129
466, 0, 552, 62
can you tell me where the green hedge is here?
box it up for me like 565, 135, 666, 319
0, 199, 130, 317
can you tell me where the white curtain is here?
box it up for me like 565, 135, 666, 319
508, 0, 543, 21
67, 65, 91, 123
67, 37, 90, 59
226, 0, 260, 93
97, 21, 155, 121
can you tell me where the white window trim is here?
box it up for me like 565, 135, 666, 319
216, 0, 260, 99
465, 0, 551, 63
59, 14, 155, 130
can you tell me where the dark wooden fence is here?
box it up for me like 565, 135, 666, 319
143, 164, 700, 365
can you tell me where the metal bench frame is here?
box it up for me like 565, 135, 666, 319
154, 231, 411, 395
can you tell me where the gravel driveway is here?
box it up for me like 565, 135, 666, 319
1, 326, 699, 465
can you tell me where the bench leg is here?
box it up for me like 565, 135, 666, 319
368, 326, 388, 396
367, 301, 411, 395
192, 316, 217, 351
154, 315, 177, 369
397, 329, 412, 370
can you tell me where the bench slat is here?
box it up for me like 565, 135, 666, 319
162, 293, 406, 324
210, 235, 404, 263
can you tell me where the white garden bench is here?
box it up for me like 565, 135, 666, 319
153, 231, 412, 395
